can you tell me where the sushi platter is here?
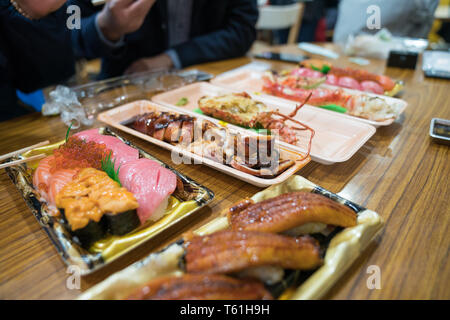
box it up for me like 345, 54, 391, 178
78, 175, 383, 300
4, 127, 213, 274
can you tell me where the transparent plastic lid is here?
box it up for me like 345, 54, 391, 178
42, 69, 211, 128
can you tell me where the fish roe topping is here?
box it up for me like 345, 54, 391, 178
38, 183, 49, 193
50, 136, 112, 172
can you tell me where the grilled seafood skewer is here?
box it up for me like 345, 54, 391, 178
228, 191, 357, 234
184, 230, 322, 284
126, 274, 273, 300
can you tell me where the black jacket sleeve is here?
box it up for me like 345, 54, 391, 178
172, 0, 258, 68
69, 0, 125, 60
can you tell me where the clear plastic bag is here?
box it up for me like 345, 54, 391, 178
342, 29, 428, 60
42, 69, 203, 128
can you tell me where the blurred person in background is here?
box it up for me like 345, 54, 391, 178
269, 0, 339, 44
333, 0, 440, 43
70, 0, 259, 78
0, 0, 155, 122
0, 0, 71, 121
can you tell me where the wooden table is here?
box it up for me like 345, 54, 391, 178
0, 44, 449, 300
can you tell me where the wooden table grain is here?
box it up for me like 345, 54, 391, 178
0, 44, 449, 300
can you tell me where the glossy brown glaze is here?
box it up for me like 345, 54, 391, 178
228, 191, 357, 233
126, 274, 273, 300
133, 111, 199, 144
184, 230, 322, 274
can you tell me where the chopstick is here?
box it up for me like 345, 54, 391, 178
0, 154, 46, 170
0, 140, 50, 162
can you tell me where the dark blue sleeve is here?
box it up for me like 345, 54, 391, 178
172, 0, 258, 67
69, 0, 126, 60
71, 13, 126, 60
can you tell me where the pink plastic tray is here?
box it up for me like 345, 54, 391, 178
210, 69, 408, 127
152, 82, 376, 164
97, 100, 310, 187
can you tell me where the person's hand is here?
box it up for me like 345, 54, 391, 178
97, 0, 156, 42
124, 53, 174, 75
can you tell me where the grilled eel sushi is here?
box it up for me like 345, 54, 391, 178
227, 191, 357, 235
184, 230, 322, 284
126, 274, 273, 300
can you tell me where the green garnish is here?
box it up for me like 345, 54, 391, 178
254, 128, 271, 135
319, 104, 347, 113
193, 108, 204, 114
254, 122, 268, 133
101, 151, 122, 186
311, 65, 331, 74
176, 97, 189, 106
321, 65, 331, 74
65, 122, 73, 142
254, 122, 264, 130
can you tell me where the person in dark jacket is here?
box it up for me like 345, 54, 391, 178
0, 0, 73, 121
0, 0, 155, 122
71, 0, 259, 78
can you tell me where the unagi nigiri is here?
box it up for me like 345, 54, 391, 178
126, 274, 273, 300
184, 230, 322, 283
228, 191, 357, 234
74, 129, 139, 170
118, 159, 177, 224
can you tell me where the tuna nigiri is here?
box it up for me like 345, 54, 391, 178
360, 81, 384, 94
118, 159, 177, 224
74, 129, 139, 170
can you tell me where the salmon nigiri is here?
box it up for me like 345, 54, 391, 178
33, 155, 55, 202
48, 169, 79, 205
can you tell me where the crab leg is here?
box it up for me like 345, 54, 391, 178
269, 111, 315, 160
288, 92, 312, 117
